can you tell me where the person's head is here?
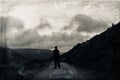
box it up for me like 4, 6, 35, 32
55, 46, 58, 49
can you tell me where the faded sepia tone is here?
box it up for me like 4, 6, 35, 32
0, 0, 120, 52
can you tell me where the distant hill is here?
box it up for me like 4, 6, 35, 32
8, 48, 52, 60
7, 48, 53, 66
62, 22, 120, 79
0, 48, 53, 80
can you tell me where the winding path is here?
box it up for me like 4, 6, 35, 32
32, 62, 91, 80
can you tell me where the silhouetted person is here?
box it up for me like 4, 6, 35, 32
53, 46, 60, 69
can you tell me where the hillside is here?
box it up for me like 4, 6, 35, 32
7, 48, 53, 66
62, 22, 120, 79
0, 48, 53, 80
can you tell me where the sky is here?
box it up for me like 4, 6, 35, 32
0, 0, 120, 52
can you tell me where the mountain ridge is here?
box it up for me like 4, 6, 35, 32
62, 22, 120, 79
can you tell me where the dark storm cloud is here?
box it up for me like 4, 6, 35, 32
0, 16, 85, 49
0, 16, 26, 47
9, 29, 40, 47
6, 22, 87, 50
9, 30, 86, 50
0, 16, 24, 33
0, 16, 53, 48
74, 14, 108, 32
36, 32, 86, 49
6, 16, 24, 30
63, 14, 108, 33
0, 17, 40, 47
0, 16, 103, 51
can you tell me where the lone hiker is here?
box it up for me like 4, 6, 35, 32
53, 46, 60, 69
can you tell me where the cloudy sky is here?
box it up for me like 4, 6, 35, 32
0, 0, 120, 52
